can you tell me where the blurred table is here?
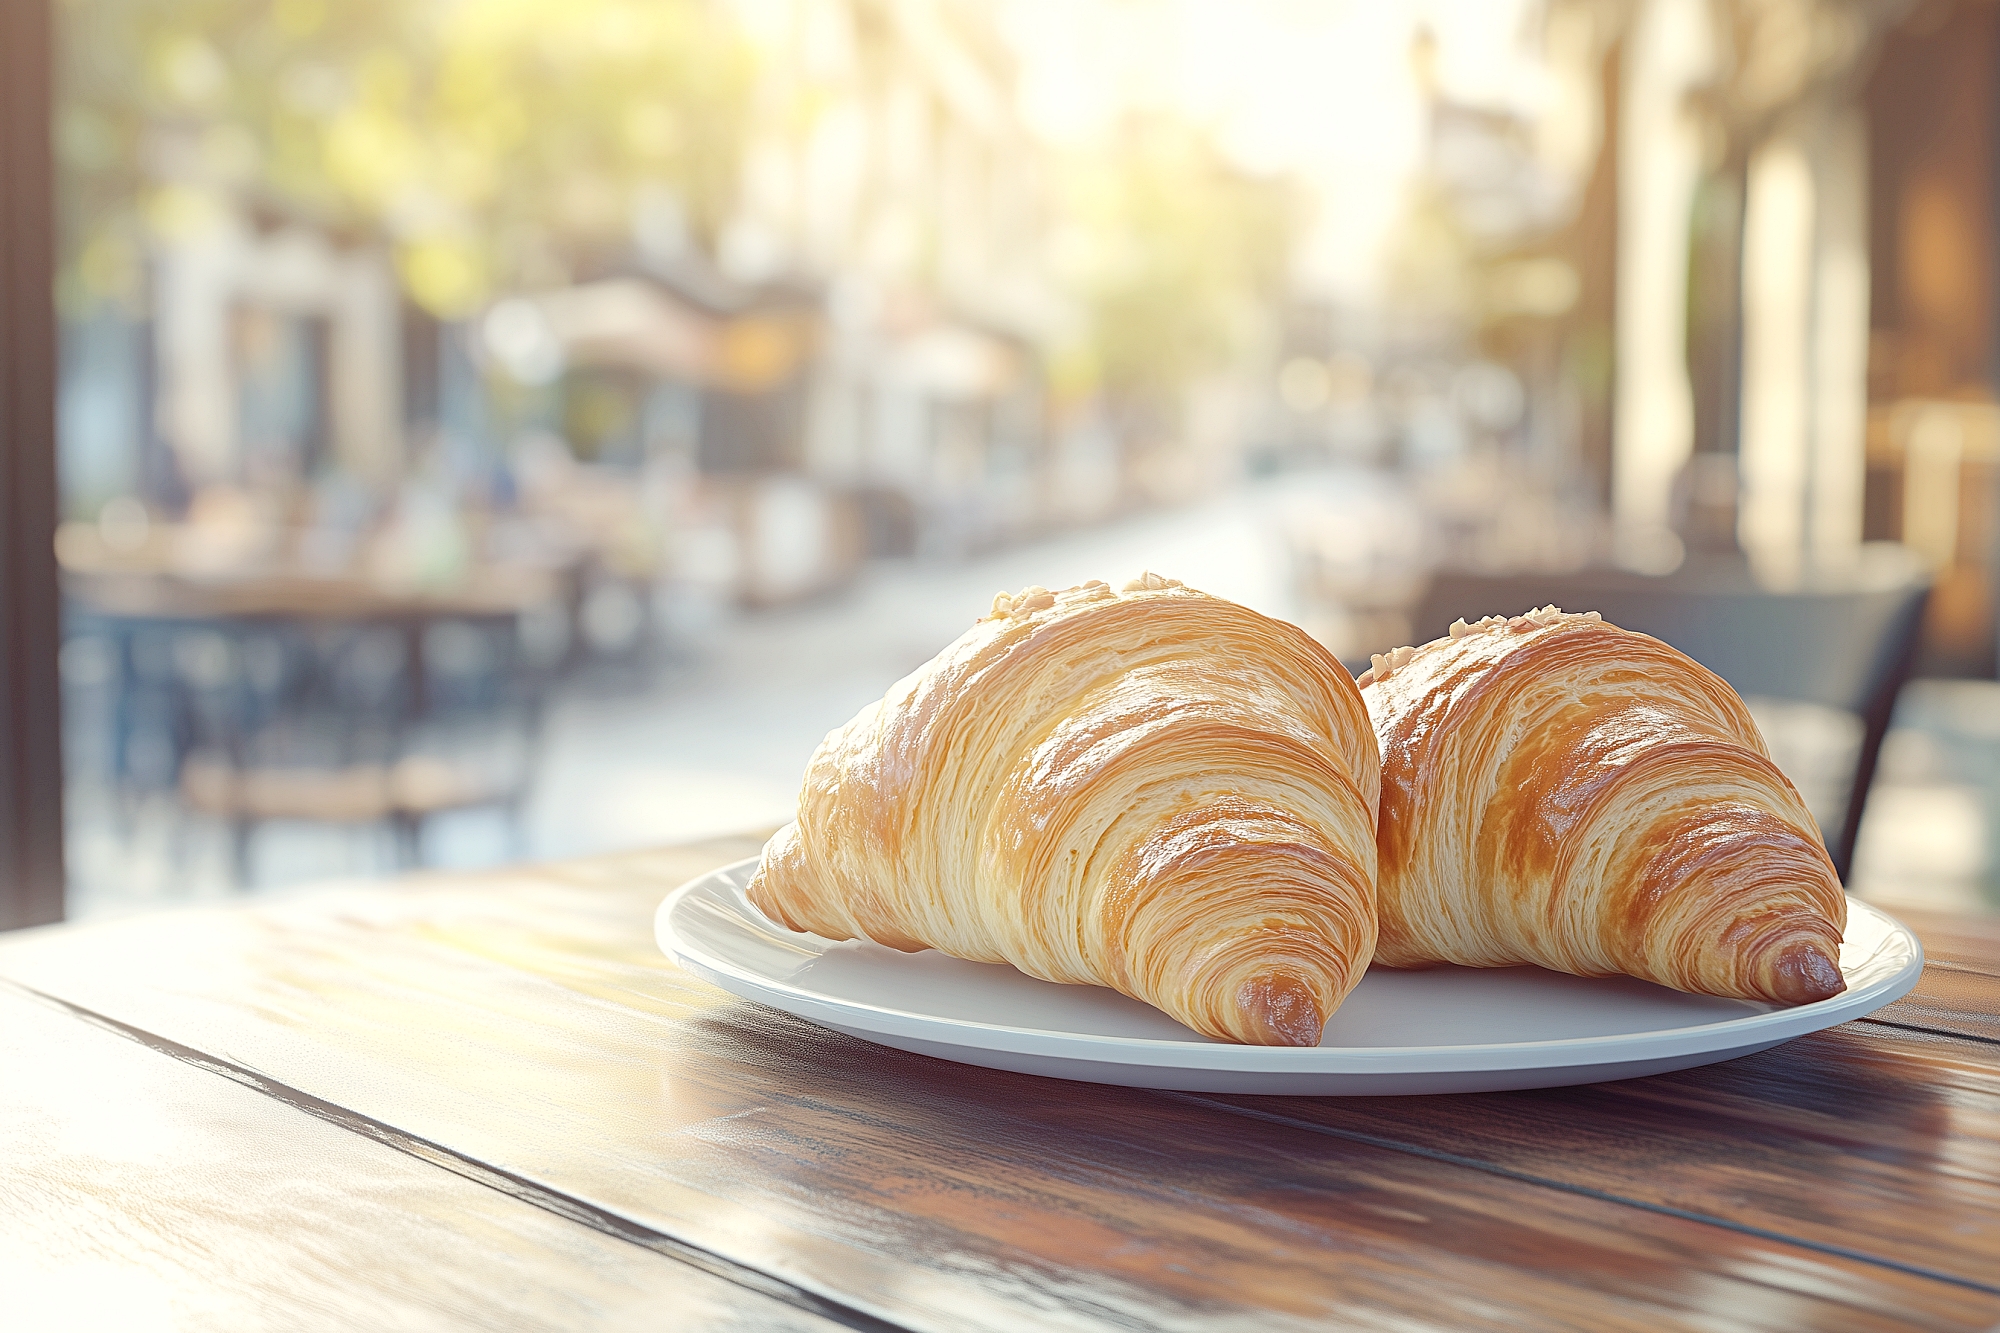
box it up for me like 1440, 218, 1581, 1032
58, 519, 570, 867
58, 519, 565, 624
2, 835, 1997, 1330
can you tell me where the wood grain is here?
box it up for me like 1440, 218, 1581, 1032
1880, 906, 2000, 977
0, 987, 849, 1333
1211, 1022, 2000, 1291
4, 838, 1998, 1330
1867, 961, 2000, 1045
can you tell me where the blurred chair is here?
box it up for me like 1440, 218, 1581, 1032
173, 612, 548, 884
1408, 549, 1931, 883
62, 611, 202, 824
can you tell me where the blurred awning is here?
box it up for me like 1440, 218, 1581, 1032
714, 313, 817, 394
507, 276, 830, 395
533, 278, 718, 382
890, 324, 1021, 400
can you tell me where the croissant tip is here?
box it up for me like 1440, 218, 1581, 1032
1767, 939, 1846, 1005
1236, 972, 1326, 1047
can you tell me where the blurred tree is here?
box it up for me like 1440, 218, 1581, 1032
56, 0, 754, 316
1057, 117, 1298, 454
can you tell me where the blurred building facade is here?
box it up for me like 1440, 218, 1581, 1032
56, 0, 2000, 672
60, 0, 1096, 617
1343, 0, 2000, 676
719, 0, 1063, 561
1862, 1, 2000, 673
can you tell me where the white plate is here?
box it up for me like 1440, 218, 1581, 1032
656, 856, 1925, 1095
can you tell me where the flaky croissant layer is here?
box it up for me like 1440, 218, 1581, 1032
1360, 606, 1847, 1005
749, 574, 1381, 1046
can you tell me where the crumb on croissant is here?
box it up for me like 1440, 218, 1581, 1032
988, 585, 1057, 620
1362, 606, 1605, 687
1449, 604, 1603, 640
1363, 644, 1420, 686
985, 577, 1136, 623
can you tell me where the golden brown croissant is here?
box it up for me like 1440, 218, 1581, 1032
748, 573, 1381, 1046
1358, 605, 1846, 1004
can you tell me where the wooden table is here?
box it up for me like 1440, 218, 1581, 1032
58, 519, 573, 626
3, 834, 1997, 1331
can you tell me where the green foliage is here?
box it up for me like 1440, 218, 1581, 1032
1060, 118, 1298, 408
56, 0, 753, 315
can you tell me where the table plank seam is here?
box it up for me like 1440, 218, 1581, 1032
2, 979, 916, 1333
1858, 1015, 2000, 1049
1162, 1093, 2000, 1299
1915, 957, 2000, 982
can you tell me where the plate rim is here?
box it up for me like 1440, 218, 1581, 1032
656, 855, 1926, 1074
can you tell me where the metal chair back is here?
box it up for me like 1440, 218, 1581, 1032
1409, 553, 1931, 883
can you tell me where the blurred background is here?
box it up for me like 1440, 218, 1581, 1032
48, 0, 2000, 919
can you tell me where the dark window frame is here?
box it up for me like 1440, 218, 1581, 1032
1, 0, 66, 929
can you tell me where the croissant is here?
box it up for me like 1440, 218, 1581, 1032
748, 573, 1381, 1046
1358, 605, 1846, 1004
